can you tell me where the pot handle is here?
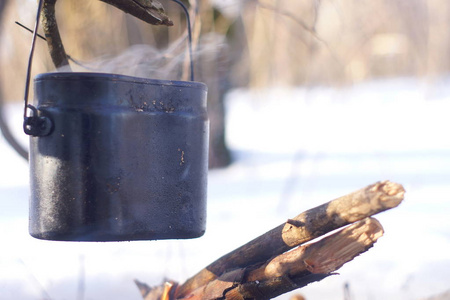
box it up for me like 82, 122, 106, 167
22, 0, 195, 136
173, 0, 195, 82
22, 0, 51, 137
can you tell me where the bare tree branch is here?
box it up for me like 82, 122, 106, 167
255, 0, 325, 44
41, 0, 71, 69
254, 0, 342, 66
40, 0, 173, 70
100, 0, 173, 26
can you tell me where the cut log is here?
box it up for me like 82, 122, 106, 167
247, 217, 384, 281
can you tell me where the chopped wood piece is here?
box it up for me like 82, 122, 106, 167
246, 217, 384, 282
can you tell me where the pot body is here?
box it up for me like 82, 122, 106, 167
29, 73, 208, 241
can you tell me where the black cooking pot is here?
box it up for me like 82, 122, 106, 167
28, 72, 209, 241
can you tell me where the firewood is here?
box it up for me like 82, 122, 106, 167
176, 180, 404, 298
179, 217, 384, 300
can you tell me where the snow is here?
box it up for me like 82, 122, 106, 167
1, 77, 450, 299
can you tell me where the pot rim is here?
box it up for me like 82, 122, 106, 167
34, 72, 207, 91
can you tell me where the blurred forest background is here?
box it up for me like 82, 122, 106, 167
1, 0, 450, 167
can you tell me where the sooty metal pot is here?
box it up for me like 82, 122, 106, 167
28, 72, 209, 241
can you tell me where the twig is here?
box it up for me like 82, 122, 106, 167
15, 21, 47, 40
254, 0, 342, 66
256, 0, 316, 36
15, 21, 99, 71
255, 0, 328, 45
176, 180, 404, 297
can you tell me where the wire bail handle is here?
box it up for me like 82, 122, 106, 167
23, 0, 49, 137
23, 0, 195, 136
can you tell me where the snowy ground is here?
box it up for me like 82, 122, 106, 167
1, 77, 450, 299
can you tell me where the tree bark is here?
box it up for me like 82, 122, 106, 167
176, 180, 404, 297
99, 0, 173, 26
41, 0, 71, 69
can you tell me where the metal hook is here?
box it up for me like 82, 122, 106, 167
22, 0, 195, 137
170, 0, 195, 82
23, 105, 53, 137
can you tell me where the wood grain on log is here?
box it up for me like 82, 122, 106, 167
176, 181, 404, 297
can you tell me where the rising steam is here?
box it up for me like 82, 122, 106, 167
62, 33, 227, 81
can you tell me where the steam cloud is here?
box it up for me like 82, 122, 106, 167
63, 33, 227, 81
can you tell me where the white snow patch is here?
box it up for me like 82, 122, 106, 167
1, 77, 450, 299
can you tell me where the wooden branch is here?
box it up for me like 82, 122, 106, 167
99, 0, 173, 26
180, 218, 384, 300
40, 0, 172, 70
41, 0, 71, 69
176, 180, 404, 298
